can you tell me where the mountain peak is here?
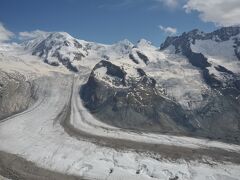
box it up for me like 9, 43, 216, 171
160, 26, 240, 50
136, 39, 152, 48
184, 29, 204, 37
44, 31, 77, 44
210, 26, 240, 41
47, 31, 74, 40
116, 39, 133, 47
111, 39, 134, 55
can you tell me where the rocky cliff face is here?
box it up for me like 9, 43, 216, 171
0, 71, 36, 120
160, 26, 240, 107
160, 27, 240, 90
81, 60, 192, 133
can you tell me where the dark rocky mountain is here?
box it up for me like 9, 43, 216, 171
161, 26, 240, 98
81, 60, 193, 133
0, 70, 36, 120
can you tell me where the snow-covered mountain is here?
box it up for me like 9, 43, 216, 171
21, 32, 138, 71
161, 26, 240, 88
81, 26, 240, 143
19, 27, 240, 85
16, 26, 240, 143
21, 32, 88, 71
2, 26, 240, 180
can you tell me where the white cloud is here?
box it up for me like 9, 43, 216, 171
184, 0, 240, 26
158, 0, 179, 9
98, 0, 136, 9
19, 30, 50, 40
159, 25, 177, 35
0, 23, 14, 43
100, 0, 182, 10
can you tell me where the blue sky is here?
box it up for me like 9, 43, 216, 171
0, 0, 239, 45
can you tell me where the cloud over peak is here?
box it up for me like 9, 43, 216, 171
0, 23, 14, 43
157, 0, 179, 9
159, 25, 177, 35
184, 0, 240, 26
19, 30, 50, 40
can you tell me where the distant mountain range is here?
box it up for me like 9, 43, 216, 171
19, 26, 240, 144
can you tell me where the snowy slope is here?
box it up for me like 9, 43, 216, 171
191, 35, 240, 81
0, 57, 240, 179
3, 26, 240, 137
1, 26, 240, 180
